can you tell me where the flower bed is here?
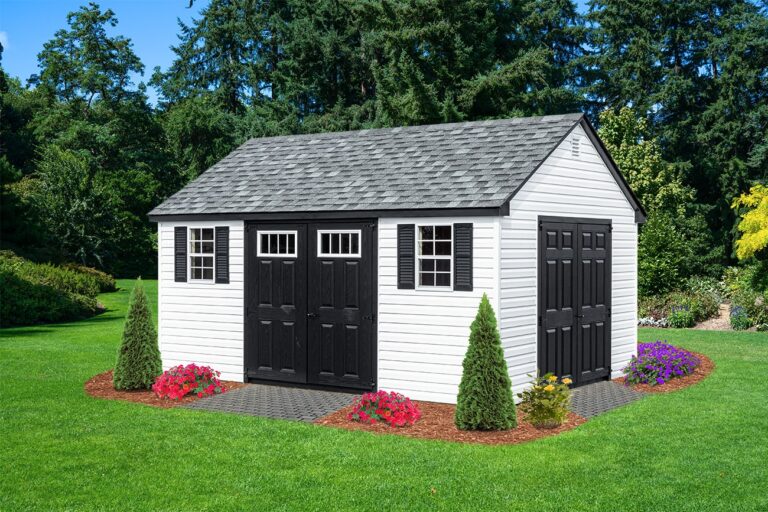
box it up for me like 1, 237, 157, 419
623, 341, 700, 386
348, 390, 421, 427
152, 363, 225, 400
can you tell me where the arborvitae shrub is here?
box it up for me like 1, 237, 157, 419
455, 293, 517, 431
113, 279, 161, 390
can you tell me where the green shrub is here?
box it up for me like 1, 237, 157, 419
0, 251, 103, 326
730, 306, 752, 331
638, 288, 719, 325
455, 294, 516, 431
667, 306, 696, 328
62, 263, 117, 292
113, 279, 162, 390
723, 263, 768, 327
517, 374, 571, 428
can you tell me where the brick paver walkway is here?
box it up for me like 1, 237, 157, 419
569, 380, 645, 418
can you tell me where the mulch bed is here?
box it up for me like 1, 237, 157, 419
315, 402, 586, 445
84, 370, 247, 408
614, 351, 715, 393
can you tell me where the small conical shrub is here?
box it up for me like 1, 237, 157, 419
113, 278, 161, 390
455, 293, 517, 430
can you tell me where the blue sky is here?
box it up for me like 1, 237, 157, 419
0, 0, 203, 104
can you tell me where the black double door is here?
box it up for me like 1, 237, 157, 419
538, 218, 612, 386
245, 222, 375, 390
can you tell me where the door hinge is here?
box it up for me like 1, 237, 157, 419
609, 225, 613, 232
608, 308, 612, 317
307, 312, 318, 319
538, 315, 542, 326
368, 222, 376, 229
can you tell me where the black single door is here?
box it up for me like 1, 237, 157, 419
245, 224, 307, 383
539, 221, 578, 382
577, 223, 611, 383
539, 218, 612, 386
307, 223, 375, 389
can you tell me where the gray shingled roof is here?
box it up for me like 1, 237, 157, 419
149, 113, 584, 216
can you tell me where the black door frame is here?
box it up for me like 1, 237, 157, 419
244, 218, 378, 391
537, 215, 612, 387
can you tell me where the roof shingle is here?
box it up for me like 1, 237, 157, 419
149, 113, 583, 216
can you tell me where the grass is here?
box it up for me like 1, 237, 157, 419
1, 279, 767, 511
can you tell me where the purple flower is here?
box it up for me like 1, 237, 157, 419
622, 341, 700, 386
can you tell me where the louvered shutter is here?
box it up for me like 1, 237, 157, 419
453, 223, 473, 291
397, 224, 415, 289
174, 226, 187, 282
215, 226, 229, 284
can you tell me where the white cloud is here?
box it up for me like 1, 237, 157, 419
0, 31, 8, 51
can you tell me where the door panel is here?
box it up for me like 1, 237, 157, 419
307, 223, 374, 389
539, 222, 578, 382
577, 223, 611, 383
245, 224, 307, 383
539, 219, 611, 386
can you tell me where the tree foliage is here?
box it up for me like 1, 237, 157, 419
455, 294, 517, 431
113, 278, 162, 390
732, 184, 768, 261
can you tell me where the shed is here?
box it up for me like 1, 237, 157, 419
149, 113, 645, 403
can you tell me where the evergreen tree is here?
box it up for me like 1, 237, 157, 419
114, 279, 161, 390
455, 294, 516, 431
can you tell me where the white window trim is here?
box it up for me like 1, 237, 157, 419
317, 229, 362, 258
415, 223, 453, 289
188, 226, 216, 283
257, 230, 298, 258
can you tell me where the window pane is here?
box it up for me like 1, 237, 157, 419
277, 234, 285, 254
321, 233, 330, 254
341, 233, 350, 253
435, 241, 451, 255
192, 268, 202, 280
203, 257, 213, 269
420, 259, 435, 271
436, 259, 450, 272
270, 234, 278, 253
201, 228, 214, 241
351, 233, 359, 254
191, 256, 202, 268
288, 234, 295, 254
436, 273, 450, 287
260, 234, 268, 253
420, 226, 434, 240
332, 233, 340, 254
421, 242, 434, 256
203, 268, 213, 280
202, 241, 214, 253
190, 229, 200, 242
435, 226, 451, 240
420, 272, 434, 286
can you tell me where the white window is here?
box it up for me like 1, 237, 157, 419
317, 230, 361, 257
417, 225, 452, 287
257, 230, 297, 257
189, 228, 215, 281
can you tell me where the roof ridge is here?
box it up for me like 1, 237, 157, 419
241, 112, 585, 146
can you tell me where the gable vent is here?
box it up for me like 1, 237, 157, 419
571, 136, 581, 158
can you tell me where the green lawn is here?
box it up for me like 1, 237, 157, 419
1, 280, 767, 511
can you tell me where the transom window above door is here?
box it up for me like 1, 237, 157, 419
318, 230, 361, 257
418, 225, 452, 287
189, 227, 215, 280
257, 231, 297, 257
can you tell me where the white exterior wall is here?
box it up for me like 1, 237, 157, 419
500, 125, 638, 396
377, 216, 501, 404
157, 220, 245, 382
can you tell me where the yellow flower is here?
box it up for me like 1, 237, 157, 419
562, 378, 573, 385
547, 375, 558, 382
544, 384, 555, 392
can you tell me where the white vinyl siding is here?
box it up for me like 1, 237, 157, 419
378, 216, 500, 403
158, 220, 245, 382
500, 125, 638, 396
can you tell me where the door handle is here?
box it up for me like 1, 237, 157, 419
307, 312, 318, 319
575, 314, 584, 318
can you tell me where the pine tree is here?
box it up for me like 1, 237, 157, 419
113, 279, 161, 390
455, 293, 516, 431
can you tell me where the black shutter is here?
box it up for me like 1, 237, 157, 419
174, 226, 187, 282
397, 224, 415, 289
215, 226, 229, 284
453, 223, 473, 291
